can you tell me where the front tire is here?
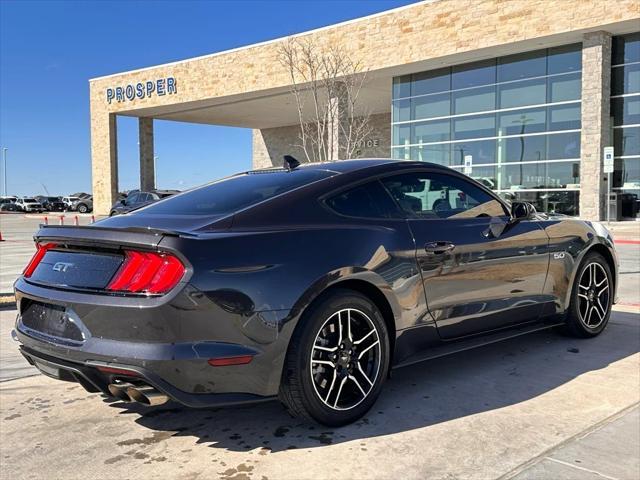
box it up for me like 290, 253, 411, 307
563, 252, 613, 338
279, 289, 390, 426
77, 203, 88, 213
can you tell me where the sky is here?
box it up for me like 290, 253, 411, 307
0, 0, 415, 197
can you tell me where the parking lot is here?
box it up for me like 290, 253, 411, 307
1, 214, 639, 479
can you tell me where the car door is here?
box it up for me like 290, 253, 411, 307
381, 169, 550, 339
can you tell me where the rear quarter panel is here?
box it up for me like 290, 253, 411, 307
539, 217, 617, 314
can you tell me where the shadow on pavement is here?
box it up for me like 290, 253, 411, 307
107, 312, 639, 453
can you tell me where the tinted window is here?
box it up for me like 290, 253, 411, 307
141, 169, 336, 216
381, 172, 506, 219
127, 193, 140, 204
326, 181, 399, 219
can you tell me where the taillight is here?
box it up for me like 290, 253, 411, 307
23, 243, 58, 278
107, 250, 185, 294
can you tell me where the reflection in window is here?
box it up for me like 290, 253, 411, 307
412, 93, 450, 120
452, 86, 495, 114
453, 114, 496, 140
500, 191, 579, 216
452, 140, 496, 165
501, 135, 546, 162
548, 132, 581, 159
612, 96, 640, 126
498, 50, 546, 82
613, 159, 640, 189
392, 43, 584, 216
548, 45, 582, 74
412, 68, 450, 96
499, 109, 546, 135
548, 72, 582, 102
614, 128, 640, 157
499, 78, 546, 109
548, 104, 581, 131
612, 63, 640, 96
452, 59, 496, 89
413, 119, 450, 144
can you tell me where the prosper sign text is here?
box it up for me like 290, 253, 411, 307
106, 77, 177, 104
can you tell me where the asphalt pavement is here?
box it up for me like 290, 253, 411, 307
0, 214, 638, 479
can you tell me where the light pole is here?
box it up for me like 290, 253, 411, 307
153, 155, 158, 189
2, 148, 7, 196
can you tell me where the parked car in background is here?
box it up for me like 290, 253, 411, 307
36, 196, 66, 212
0, 198, 20, 212
109, 190, 178, 216
15, 197, 44, 213
67, 196, 93, 214
62, 197, 81, 209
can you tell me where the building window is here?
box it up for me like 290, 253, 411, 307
611, 32, 640, 218
392, 44, 582, 216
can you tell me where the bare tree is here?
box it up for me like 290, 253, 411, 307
278, 37, 373, 163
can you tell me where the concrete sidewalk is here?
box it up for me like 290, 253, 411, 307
1, 310, 638, 480
512, 405, 639, 480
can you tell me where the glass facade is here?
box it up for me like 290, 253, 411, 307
611, 33, 640, 218
392, 44, 582, 215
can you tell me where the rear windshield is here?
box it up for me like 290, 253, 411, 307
138, 169, 336, 216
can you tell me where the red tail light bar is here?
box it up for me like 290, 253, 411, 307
23, 243, 58, 278
22, 242, 185, 295
107, 250, 185, 294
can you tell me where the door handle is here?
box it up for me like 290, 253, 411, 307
424, 241, 456, 255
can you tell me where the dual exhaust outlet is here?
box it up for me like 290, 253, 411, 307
107, 382, 169, 406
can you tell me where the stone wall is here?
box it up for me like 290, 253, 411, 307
580, 32, 612, 221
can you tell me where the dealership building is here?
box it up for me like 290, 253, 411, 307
89, 0, 639, 218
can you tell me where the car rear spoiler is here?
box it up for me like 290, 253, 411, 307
34, 225, 197, 250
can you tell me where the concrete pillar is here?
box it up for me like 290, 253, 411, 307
90, 113, 118, 215
327, 84, 348, 161
580, 31, 612, 221
139, 118, 155, 191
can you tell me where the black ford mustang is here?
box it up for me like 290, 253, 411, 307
13, 159, 618, 426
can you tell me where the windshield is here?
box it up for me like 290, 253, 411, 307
139, 169, 336, 216
24, 198, 37, 202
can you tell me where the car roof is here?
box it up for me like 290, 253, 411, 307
248, 158, 451, 175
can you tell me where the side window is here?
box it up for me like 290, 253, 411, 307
127, 193, 139, 204
381, 172, 507, 219
326, 181, 400, 219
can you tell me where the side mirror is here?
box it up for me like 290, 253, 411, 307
511, 201, 536, 221
120, 199, 126, 205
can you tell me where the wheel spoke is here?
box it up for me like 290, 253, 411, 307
349, 375, 367, 398
337, 312, 343, 346
595, 300, 606, 319
356, 362, 374, 387
358, 340, 380, 360
333, 375, 348, 408
324, 369, 337, 403
312, 359, 336, 368
347, 310, 353, 342
578, 293, 589, 301
313, 345, 338, 353
585, 305, 594, 326
354, 329, 375, 345
598, 284, 609, 297
591, 264, 597, 287
579, 283, 589, 291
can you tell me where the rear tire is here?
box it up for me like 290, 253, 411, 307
77, 204, 88, 214
562, 252, 613, 338
279, 289, 390, 426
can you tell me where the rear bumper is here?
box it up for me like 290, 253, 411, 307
17, 344, 275, 408
13, 277, 293, 403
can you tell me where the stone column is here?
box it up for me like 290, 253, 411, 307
90, 113, 118, 216
139, 117, 155, 191
580, 31, 612, 221
327, 83, 349, 160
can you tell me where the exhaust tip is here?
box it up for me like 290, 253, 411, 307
108, 383, 134, 402
126, 385, 169, 406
